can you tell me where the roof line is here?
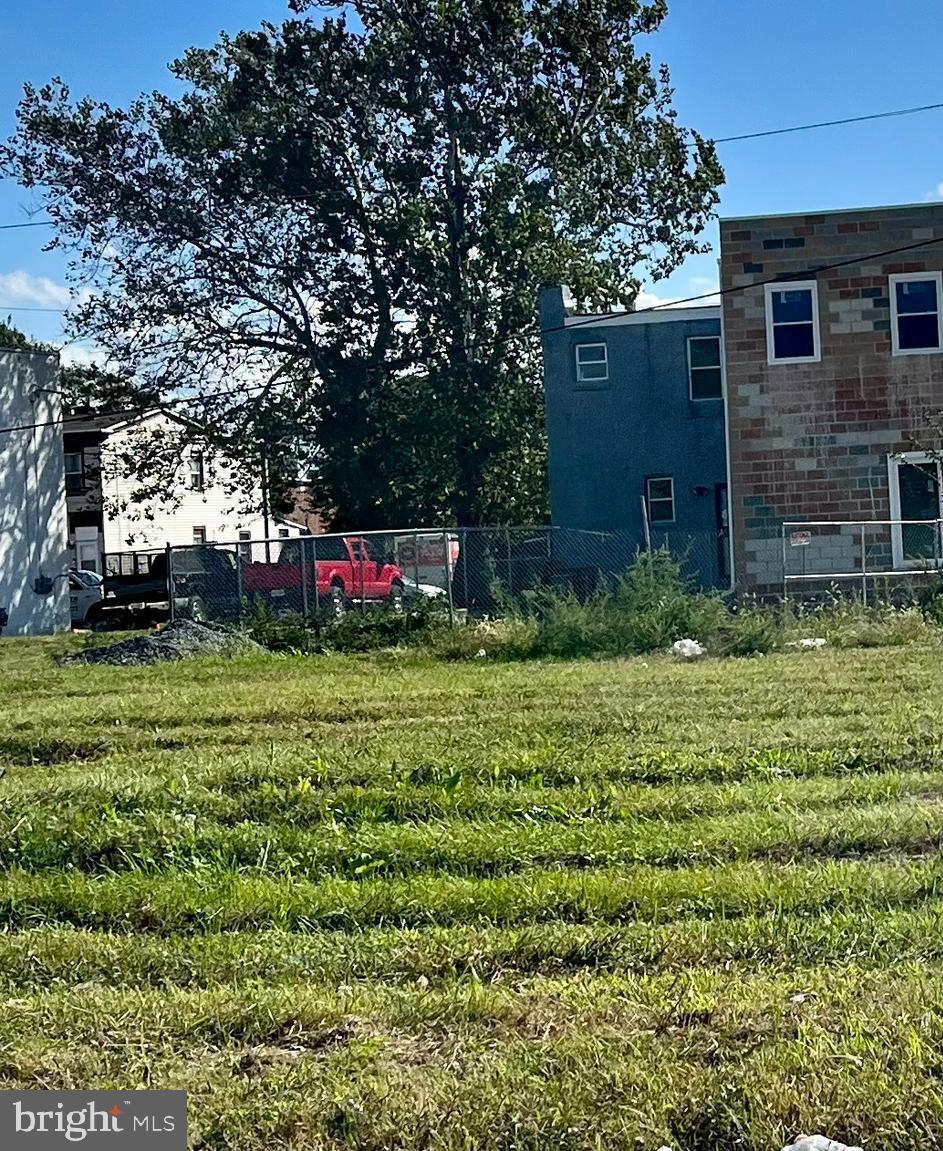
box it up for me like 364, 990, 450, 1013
721, 200, 943, 224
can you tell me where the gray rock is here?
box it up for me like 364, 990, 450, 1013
60, 620, 264, 667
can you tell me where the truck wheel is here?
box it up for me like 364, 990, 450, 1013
389, 580, 405, 612
185, 596, 208, 623
327, 581, 346, 618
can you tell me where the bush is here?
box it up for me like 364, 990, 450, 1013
713, 603, 780, 658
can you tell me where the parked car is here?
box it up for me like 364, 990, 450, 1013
69, 570, 104, 628
242, 535, 405, 614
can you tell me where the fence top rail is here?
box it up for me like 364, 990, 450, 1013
785, 567, 943, 582
783, 519, 943, 528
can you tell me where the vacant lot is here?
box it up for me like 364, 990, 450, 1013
3, 639, 943, 1149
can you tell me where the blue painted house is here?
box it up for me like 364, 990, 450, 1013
539, 285, 730, 588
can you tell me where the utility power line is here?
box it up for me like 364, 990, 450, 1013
715, 101, 943, 143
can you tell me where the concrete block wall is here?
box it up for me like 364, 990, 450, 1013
721, 203, 943, 590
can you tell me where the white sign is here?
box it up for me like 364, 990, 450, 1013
789, 531, 812, 547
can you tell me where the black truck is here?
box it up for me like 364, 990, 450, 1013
89, 547, 239, 629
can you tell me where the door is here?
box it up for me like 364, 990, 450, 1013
347, 539, 367, 601
898, 460, 939, 563
714, 483, 730, 584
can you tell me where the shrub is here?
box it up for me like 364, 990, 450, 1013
713, 603, 780, 658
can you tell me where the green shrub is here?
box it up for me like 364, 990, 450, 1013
714, 604, 780, 658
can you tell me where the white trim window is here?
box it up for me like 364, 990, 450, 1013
189, 450, 206, 491
645, 476, 675, 524
64, 451, 84, 495
887, 452, 943, 568
574, 342, 608, 383
687, 336, 722, 400
764, 280, 820, 364
890, 272, 943, 355
238, 530, 252, 563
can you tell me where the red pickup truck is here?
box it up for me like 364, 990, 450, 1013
242, 535, 405, 615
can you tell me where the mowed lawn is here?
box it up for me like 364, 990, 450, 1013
3, 640, 943, 1149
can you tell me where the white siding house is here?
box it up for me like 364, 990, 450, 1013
64, 411, 302, 570
0, 350, 70, 635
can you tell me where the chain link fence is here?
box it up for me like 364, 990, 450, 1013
93, 525, 727, 629
782, 519, 943, 603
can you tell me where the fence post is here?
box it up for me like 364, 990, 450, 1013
505, 526, 513, 598
860, 524, 868, 606
412, 532, 421, 597
300, 537, 309, 618
311, 535, 320, 622
781, 524, 788, 604
443, 529, 455, 627
166, 542, 175, 623
236, 545, 243, 625
461, 527, 469, 610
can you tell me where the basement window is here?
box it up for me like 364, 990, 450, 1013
646, 476, 675, 524
687, 336, 723, 400
574, 342, 608, 383
890, 273, 943, 354
764, 280, 820, 364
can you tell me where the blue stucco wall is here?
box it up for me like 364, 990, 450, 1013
540, 286, 729, 587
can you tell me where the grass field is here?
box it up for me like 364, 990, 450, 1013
4, 637, 943, 1149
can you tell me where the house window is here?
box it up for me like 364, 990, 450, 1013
888, 453, 943, 567
645, 476, 675, 524
238, 530, 251, 562
278, 527, 289, 538
574, 342, 608, 383
189, 451, 205, 491
764, 280, 820, 363
64, 452, 84, 495
890, 272, 943, 354
687, 336, 722, 400
192, 527, 207, 545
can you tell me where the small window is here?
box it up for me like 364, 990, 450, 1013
764, 280, 820, 363
238, 530, 251, 562
687, 336, 722, 400
192, 527, 207, 545
189, 451, 205, 491
278, 527, 289, 538
890, 273, 943, 355
574, 342, 608, 383
646, 476, 675, 524
64, 452, 84, 495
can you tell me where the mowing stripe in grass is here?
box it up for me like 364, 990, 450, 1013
0, 857, 942, 931
7, 767, 943, 829
3, 798, 943, 876
5, 904, 943, 989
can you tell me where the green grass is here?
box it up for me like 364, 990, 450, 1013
5, 637, 943, 1147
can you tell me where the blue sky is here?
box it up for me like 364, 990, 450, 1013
1, 0, 942, 353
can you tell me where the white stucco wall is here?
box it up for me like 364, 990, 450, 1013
0, 351, 70, 636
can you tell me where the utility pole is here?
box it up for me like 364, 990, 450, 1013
261, 451, 272, 563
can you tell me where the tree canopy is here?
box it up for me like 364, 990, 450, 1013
1, 0, 723, 528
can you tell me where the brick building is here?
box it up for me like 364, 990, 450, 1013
720, 202, 943, 589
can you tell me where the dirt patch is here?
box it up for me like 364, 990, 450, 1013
59, 620, 264, 667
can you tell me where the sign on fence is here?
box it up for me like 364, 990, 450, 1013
789, 531, 812, 547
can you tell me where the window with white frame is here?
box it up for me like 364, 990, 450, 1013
574, 342, 608, 383
687, 336, 722, 400
192, 526, 207, 545
764, 280, 820, 363
645, 476, 675, 524
238, 530, 252, 562
64, 451, 84, 495
189, 451, 205, 491
890, 272, 943, 354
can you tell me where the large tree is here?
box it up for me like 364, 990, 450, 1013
1, 0, 722, 528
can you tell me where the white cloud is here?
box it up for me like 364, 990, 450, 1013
58, 343, 107, 368
0, 269, 74, 310
690, 275, 718, 289
936, 182, 943, 198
